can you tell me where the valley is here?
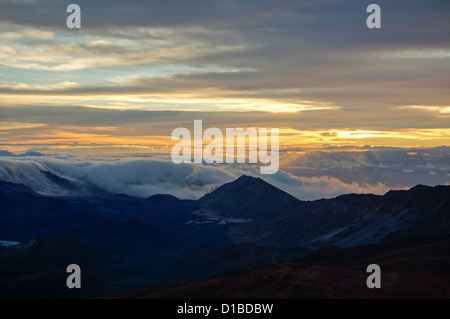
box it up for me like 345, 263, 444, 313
0, 175, 449, 298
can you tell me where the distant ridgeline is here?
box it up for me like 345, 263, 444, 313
0, 175, 449, 298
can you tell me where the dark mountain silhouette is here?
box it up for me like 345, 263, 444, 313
220, 183, 450, 248
146, 194, 183, 204
117, 234, 450, 299
1, 175, 450, 298
199, 175, 299, 219
0, 181, 68, 228
2, 176, 450, 250
295, 234, 450, 267
0, 235, 114, 277
0, 180, 39, 200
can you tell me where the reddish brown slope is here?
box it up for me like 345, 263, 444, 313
116, 235, 450, 299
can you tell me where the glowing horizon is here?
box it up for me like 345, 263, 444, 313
1, 1, 449, 153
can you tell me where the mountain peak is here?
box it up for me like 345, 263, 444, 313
236, 175, 259, 181
232, 175, 267, 187
146, 194, 181, 204
199, 175, 299, 219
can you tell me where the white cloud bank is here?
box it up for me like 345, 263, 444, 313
0, 147, 449, 200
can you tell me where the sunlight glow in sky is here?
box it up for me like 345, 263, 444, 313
0, 0, 449, 150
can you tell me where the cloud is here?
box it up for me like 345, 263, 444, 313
0, 0, 35, 4
0, 150, 15, 156
402, 105, 450, 115
263, 171, 391, 200
0, 82, 80, 91
0, 105, 449, 148
1, 0, 449, 113
2, 40, 251, 71
3, 29, 54, 39
0, 145, 448, 200
0, 0, 449, 156
0, 150, 44, 157
0, 156, 239, 198
280, 146, 450, 192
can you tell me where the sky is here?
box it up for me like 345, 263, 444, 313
0, 0, 449, 199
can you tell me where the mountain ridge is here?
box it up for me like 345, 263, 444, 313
1, 175, 450, 298
197, 176, 450, 248
198, 175, 300, 219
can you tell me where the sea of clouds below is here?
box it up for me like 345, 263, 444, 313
0, 147, 449, 201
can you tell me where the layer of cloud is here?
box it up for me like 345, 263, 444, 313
0, 155, 391, 200
1, 0, 449, 114
0, 156, 237, 198
1, 106, 449, 148
279, 146, 450, 191
0, 147, 448, 200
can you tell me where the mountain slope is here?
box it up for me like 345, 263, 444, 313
230, 183, 450, 248
117, 235, 450, 299
1, 176, 450, 298
198, 175, 299, 219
